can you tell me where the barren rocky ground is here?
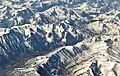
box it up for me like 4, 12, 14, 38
0, 0, 120, 76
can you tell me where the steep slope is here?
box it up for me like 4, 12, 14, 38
7, 36, 120, 76
1, 0, 120, 76
0, 6, 85, 66
0, 0, 87, 69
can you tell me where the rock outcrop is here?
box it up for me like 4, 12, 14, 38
1, 0, 120, 76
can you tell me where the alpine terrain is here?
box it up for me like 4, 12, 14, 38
0, 0, 120, 76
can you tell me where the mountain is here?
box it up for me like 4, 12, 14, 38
0, 0, 120, 76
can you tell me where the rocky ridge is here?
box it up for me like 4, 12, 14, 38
0, 0, 120, 76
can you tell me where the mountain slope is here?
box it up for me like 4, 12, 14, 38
0, 0, 120, 76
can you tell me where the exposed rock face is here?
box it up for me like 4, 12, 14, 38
0, 2, 85, 66
1, 0, 120, 76
7, 38, 120, 76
